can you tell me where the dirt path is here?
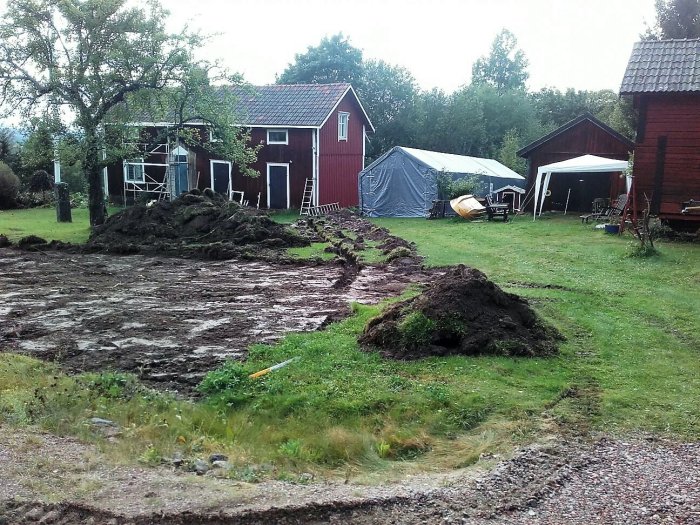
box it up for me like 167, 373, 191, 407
0, 248, 433, 390
2, 425, 698, 524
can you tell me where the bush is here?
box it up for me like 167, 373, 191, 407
437, 173, 478, 200
0, 161, 20, 209
70, 192, 89, 208
29, 169, 53, 194
15, 191, 54, 209
448, 177, 477, 199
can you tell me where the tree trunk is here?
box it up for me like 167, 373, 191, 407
84, 128, 106, 226
54, 182, 72, 223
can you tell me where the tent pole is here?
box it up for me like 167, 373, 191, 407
533, 170, 543, 220
564, 188, 571, 215
540, 172, 552, 216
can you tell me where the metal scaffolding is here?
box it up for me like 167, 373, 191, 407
122, 140, 189, 204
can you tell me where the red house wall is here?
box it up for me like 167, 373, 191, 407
522, 120, 632, 211
633, 93, 700, 221
318, 94, 366, 207
230, 128, 313, 208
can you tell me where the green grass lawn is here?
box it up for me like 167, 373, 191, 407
1, 211, 698, 481
0, 207, 122, 243
373, 215, 700, 436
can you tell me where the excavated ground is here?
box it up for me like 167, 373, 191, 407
0, 248, 434, 391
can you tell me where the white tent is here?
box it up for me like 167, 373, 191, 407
533, 154, 630, 219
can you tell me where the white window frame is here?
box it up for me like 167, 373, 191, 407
338, 112, 349, 141
124, 158, 145, 183
266, 163, 290, 209
267, 129, 288, 145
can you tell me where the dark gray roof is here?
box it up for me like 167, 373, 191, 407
620, 39, 700, 94
517, 113, 634, 158
227, 83, 371, 128
125, 83, 373, 131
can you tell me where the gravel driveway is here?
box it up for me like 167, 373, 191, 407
2, 430, 698, 524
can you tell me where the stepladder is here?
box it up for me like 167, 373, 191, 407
300, 178, 315, 216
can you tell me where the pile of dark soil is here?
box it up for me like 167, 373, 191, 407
87, 189, 309, 259
359, 265, 563, 359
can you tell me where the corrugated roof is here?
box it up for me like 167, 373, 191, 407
620, 39, 700, 94
400, 147, 525, 180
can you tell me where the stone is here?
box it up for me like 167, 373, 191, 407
211, 460, 231, 470
25, 507, 44, 521
209, 453, 228, 463
38, 510, 62, 524
170, 452, 184, 467
195, 459, 209, 475
88, 417, 117, 427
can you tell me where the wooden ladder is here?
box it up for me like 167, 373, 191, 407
300, 178, 315, 216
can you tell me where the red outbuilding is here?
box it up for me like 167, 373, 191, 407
517, 113, 634, 213
620, 39, 700, 224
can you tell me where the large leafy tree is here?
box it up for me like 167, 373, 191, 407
644, 0, 700, 39
359, 60, 419, 160
497, 129, 527, 175
122, 66, 259, 179
18, 120, 56, 186
277, 33, 364, 86
472, 29, 529, 93
530, 88, 637, 140
0, 0, 253, 226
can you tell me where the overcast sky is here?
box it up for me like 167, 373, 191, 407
163, 0, 658, 93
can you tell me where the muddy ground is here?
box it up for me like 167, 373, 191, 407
0, 208, 437, 390
0, 248, 434, 391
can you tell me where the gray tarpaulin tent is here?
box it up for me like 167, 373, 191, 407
358, 146, 525, 217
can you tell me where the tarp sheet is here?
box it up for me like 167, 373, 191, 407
533, 154, 630, 219
359, 146, 525, 218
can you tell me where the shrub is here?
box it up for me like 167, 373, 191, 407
0, 161, 20, 209
70, 192, 89, 208
448, 177, 477, 199
29, 169, 53, 194
437, 173, 479, 199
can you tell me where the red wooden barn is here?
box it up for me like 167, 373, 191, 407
107, 83, 373, 209
620, 39, 700, 224
517, 113, 634, 212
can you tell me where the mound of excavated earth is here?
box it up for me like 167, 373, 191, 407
360, 265, 563, 359
86, 189, 308, 258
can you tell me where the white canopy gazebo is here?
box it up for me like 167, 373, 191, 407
533, 154, 630, 219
